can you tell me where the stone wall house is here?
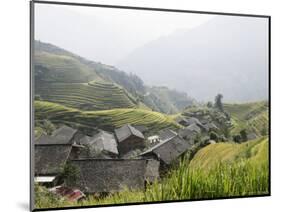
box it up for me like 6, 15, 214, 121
115, 124, 145, 155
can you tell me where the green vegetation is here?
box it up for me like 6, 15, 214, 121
143, 86, 194, 114
35, 52, 99, 83
35, 137, 269, 209
35, 80, 136, 111
189, 137, 268, 169
35, 101, 179, 132
224, 101, 269, 135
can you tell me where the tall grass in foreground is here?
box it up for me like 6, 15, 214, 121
35, 157, 269, 209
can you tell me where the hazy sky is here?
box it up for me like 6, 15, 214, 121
34, 3, 215, 65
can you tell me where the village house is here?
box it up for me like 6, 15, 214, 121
34, 142, 73, 186
175, 116, 190, 126
185, 117, 208, 132
133, 125, 148, 134
76, 130, 119, 159
158, 128, 177, 141
67, 159, 148, 194
140, 135, 192, 169
52, 125, 78, 144
114, 124, 145, 155
203, 122, 219, 132
178, 127, 197, 141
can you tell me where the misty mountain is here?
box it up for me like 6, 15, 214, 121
117, 16, 269, 102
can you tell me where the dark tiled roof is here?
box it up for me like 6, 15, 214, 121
178, 128, 196, 139
158, 128, 177, 141
114, 124, 144, 143
35, 144, 72, 175
35, 135, 58, 145
186, 123, 201, 134
140, 136, 192, 165
133, 125, 148, 133
175, 116, 189, 124
186, 117, 203, 127
68, 159, 146, 193
52, 126, 77, 144
78, 131, 118, 156
204, 122, 219, 131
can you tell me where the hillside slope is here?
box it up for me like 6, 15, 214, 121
35, 101, 179, 134
34, 41, 194, 113
189, 137, 269, 170
35, 80, 137, 110
224, 101, 269, 136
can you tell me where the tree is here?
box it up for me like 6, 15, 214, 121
214, 94, 224, 111
210, 131, 218, 141
59, 163, 79, 186
233, 134, 242, 143
222, 125, 230, 138
206, 101, 213, 108
240, 129, 248, 142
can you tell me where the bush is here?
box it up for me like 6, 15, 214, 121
233, 134, 242, 143
240, 129, 248, 142
210, 131, 218, 141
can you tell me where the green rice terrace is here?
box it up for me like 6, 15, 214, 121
224, 101, 269, 136
35, 80, 137, 110
34, 100, 179, 136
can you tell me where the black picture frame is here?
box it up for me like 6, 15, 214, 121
30, 1, 271, 211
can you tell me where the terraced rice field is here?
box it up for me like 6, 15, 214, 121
35, 81, 136, 110
224, 101, 269, 135
35, 101, 179, 132
189, 137, 269, 170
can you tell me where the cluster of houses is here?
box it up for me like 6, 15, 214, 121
34, 115, 219, 202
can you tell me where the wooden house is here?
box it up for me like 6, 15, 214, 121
140, 135, 192, 169
34, 142, 73, 186
76, 130, 119, 159
158, 128, 177, 141
114, 124, 145, 155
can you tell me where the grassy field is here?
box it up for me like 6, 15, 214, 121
35, 137, 269, 209
35, 100, 179, 133
224, 101, 269, 135
35, 80, 137, 111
